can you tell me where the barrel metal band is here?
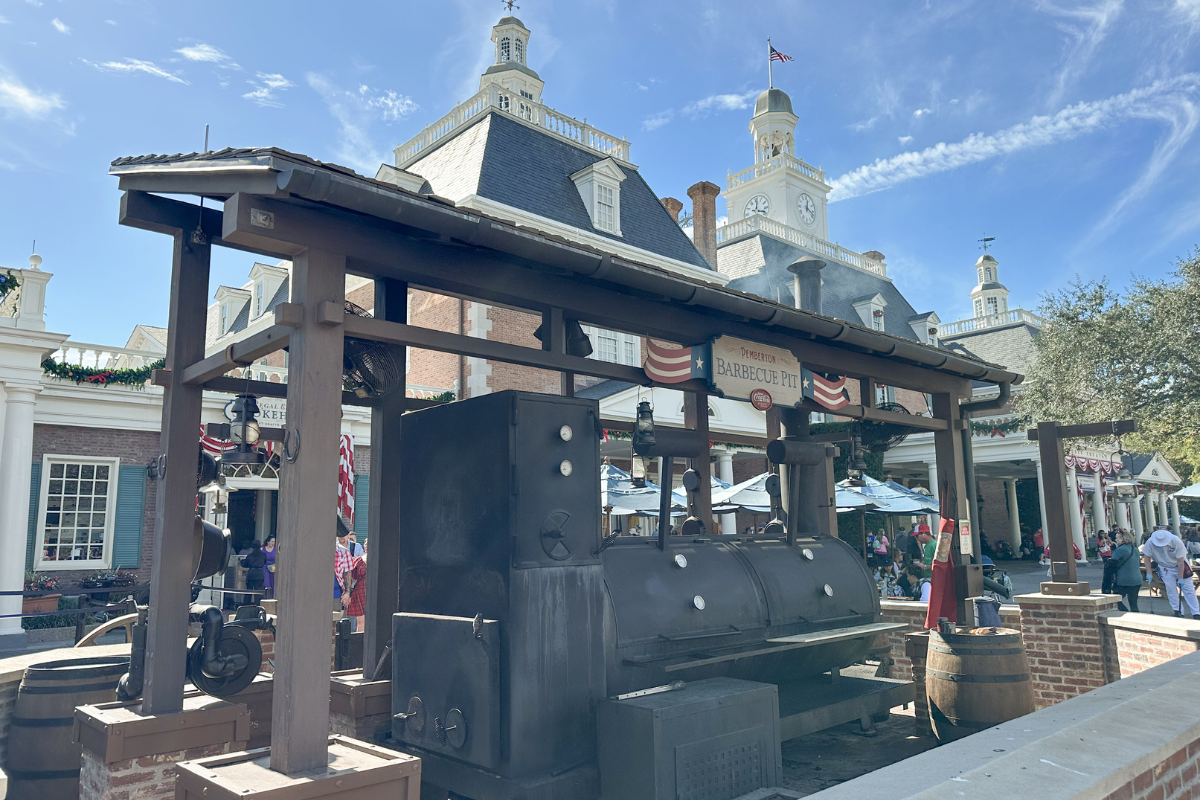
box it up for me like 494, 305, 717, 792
928, 645, 1025, 656
926, 667, 1030, 683
18, 683, 118, 695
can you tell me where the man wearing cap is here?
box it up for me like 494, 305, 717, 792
1141, 525, 1200, 619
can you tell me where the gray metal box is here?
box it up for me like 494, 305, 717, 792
597, 678, 782, 800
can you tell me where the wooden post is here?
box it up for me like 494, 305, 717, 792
931, 393, 972, 621
543, 308, 573, 398
684, 391, 713, 533
143, 230, 210, 715
270, 248, 346, 775
1036, 421, 1080, 589
363, 278, 407, 677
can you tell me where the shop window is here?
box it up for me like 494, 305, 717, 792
35, 456, 120, 569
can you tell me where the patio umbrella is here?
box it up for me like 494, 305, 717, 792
601, 463, 675, 516
837, 475, 940, 515
1174, 483, 1200, 498
711, 471, 886, 514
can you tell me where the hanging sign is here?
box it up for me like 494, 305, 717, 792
708, 336, 804, 408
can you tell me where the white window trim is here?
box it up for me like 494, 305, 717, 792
34, 454, 121, 571
851, 293, 888, 329
570, 159, 627, 237
581, 324, 640, 367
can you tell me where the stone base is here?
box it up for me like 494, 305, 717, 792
1040, 581, 1091, 596
74, 694, 249, 800
174, 735, 420, 799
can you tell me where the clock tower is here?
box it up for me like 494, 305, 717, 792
722, 87, 832, 239
969, 254, 1010, 319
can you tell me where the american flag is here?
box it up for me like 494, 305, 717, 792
337, 434, 355, 525
200, 425, 235, 455
801, 368, 848, 411
770, 45, 794, 63
643, 339, 709, 384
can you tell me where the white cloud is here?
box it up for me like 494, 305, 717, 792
105, 20, 117, 26
642, 111, 672, 131
242, 72, 292, 107
830, 73, 1200, 203
24, 0, 41, 6
913, 108, 932, 118
682, 90, 758, 117
85, 59, 189, 84
898, 135, 914, 145
1035, 0, 1123, 106
176, 44, 239, 69
51, 18, 69, 34
307, 74, 418, 174
0, 16, 10, 24
0, 70, 65, 118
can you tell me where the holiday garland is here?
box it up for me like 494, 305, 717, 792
0, 270, 19, 304
41, 358, 165, 388
970, 415, 1030, 437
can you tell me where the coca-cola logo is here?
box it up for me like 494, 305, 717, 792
750, 388, 773, 411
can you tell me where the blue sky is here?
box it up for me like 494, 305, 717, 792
2, 0, 1199, 344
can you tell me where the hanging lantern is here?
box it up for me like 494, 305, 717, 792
630, 455, 648, 488
845, 431, 868, 487
632, 400, 656, 456
221, 393, 264, 465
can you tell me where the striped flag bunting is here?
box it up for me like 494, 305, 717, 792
338, 434, 355, 525
643, 339, 709, 384
802, 368, 849, 411
200, 425, 235, 455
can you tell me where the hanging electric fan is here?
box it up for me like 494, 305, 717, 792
342, 300, 405, 398
861, 401, 913, 453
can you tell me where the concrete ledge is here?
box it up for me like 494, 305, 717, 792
1100, 610, 1200, 640
1014, 591, 1121, 607
804, 650, 1200, 799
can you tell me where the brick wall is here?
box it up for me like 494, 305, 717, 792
484, 305, 560, 394
79, 742, 234, 800
878, 599, 1022, 682
32, 424, 160, 583
1100, 741, 1200, 800
406, 289, 461, 394
1017, 593, 1120, 708
1102, 615, 1200, 680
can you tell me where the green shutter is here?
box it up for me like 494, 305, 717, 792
26, 462, 41, 571
112, 466, 147, 569
354, 474, 369, 543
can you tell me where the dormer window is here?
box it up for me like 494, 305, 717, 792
570, 158, 627, 236
500, 36, 511, 62
871, 308, 885, 331
254, 282, 264, 317
852, 293, 888, 330
515, 38, 524, 64
220, 304, 229, 335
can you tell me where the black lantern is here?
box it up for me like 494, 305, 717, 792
222, 393, 264, 465
632, 400, 656, 456
845, 432, 868, 487
630, 455, 648, 488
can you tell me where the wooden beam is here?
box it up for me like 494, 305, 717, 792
363, 278, 406, 678
180, 324, 292, 386
219, 192, 973, 396
599, 418, 768, 448
143, 229, 210, 715
1027, 419, 1136, 441
1036, 421, 1079, 585
684, 392, 714, 534
118, 191, 293, 261
199, 375, 370, 407
270, 248, 346, 775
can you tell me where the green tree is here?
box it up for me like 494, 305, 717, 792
1016, 248, 1200, 485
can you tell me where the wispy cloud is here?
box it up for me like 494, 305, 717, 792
306, 74, 418, 174
642, 111, 672, 131
0, 70, 65, 118
898, 135, 914, 145
50, 17, 69, 34
913, 107, 932, 118
176, 43, 239, 69
830, 74, 1200, 203
1036, 0, 1123, 106
84, 58, 189, 84
105, 19, 117, 25
682, 90, 757, 117
242, 72, 292, 107
0, 16, 10, 24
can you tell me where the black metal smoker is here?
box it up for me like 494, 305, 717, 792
389, 391, 906, 800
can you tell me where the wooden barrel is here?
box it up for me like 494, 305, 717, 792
6, 655, 129, 800
926, 627, 1035, 743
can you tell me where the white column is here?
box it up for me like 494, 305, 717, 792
716, 449, 735, 535
1159, 492, 1170, 530
1115, 499, 1128, 532
1131, 496, 1145, 545
1066, 466, 1087, 562
1172, 495, 1182, 535
0, 384, 39, 647
1005, 478, 1022, 551
256, 489, 273, 543
927, 462, 939, 533
1146, 492, 1158, 530
1035, 460, 1050, 542
1093, 477, 1109, 533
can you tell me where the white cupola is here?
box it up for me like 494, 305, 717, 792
750, 88, 798, 164
480, 15, 544, 105
970, 254, 1010, 320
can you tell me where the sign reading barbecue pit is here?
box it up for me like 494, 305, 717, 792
709, 336, 804, 408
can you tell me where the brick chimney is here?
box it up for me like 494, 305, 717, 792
660, 196, 684, 222
687, 181, 721, 269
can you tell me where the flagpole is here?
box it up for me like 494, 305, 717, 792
767, 36, 773, 89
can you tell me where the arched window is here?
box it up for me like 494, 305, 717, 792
514, 38, 524, 64
500, 36, 511, 62
977, 268, 984, 283
985, 267, 993, 281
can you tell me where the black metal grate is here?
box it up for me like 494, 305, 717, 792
677, 740, 762, 800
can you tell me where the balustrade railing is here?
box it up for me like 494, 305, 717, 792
48, 342, 164, 373
395, 85, 631, 167
727, 153, 826, 189
715, 216, 886, 278
937, 309, 1044, 336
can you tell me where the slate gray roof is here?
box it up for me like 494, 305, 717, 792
941, 322, 1039, 376
406, 112, 711, 271
720, 233, 928, 341
575, 380, 636, 400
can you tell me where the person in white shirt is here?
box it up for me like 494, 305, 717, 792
1141, 526, 1199, 618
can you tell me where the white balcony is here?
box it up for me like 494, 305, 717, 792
727, 153, 826, 189
395, 85, 632, 168
937, 309, 1044, 337
715, 215, 887, 278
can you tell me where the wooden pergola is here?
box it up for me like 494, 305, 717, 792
110, 147, 1022, 776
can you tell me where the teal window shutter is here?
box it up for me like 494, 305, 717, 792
354, 474, 369, 543
26, 462, 41, 571
112, 466, 147, 569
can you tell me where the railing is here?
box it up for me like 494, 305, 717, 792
48, 342, 164, 372
715, 216, 887, 278
727, 153, 826, 188
937, 309, 1044, 337
395, 85, 632, 167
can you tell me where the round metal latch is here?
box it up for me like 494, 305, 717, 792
394, 695, 425, 737
435, 708, 468, 749
802, 548, 814, 561
823, 584, 834, 597
674, 554, 688, 569
693, 595, 706, 610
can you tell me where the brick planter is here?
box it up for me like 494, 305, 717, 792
1014, 592, 1120, 708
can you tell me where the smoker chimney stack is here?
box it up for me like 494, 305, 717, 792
787, 257, 826, 314
686, 181, 720, 269
660, 196, 684, 222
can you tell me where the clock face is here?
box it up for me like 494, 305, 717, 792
797, 192, 817, 226
744, 195, 770, 218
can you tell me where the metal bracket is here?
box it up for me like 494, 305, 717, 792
282, 429, 301, 463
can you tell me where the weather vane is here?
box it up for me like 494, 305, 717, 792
978, 236, 995, 252
503, 0, 519, 11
